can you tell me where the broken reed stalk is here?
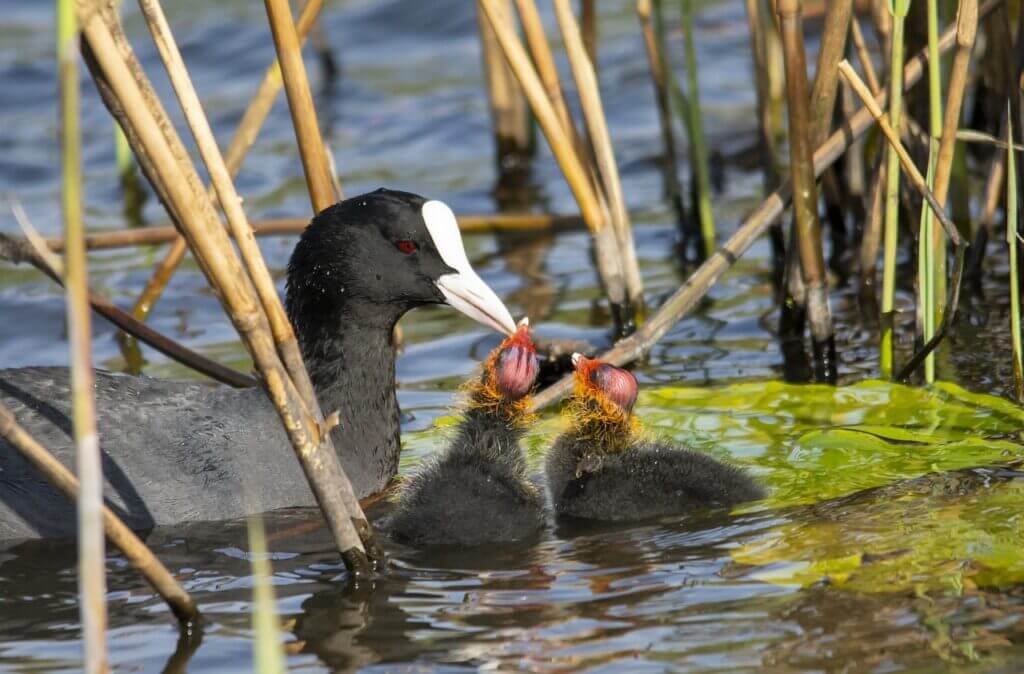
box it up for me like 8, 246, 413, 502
1007, 112, 1022, 401
131, 0, 327, 321
137, 0, 381, 565
554, 0, 644, 313
529, 2, 996, 410
680, 0, 716, 259
636, 0, 685, 223
478, 0, 629, 322
839, 60, 967, 380
59, 1, 108, 669
880, 0, 909, 379
264, 0, 337, 212
44, 213, 584, 252
75, 0, 372, 575
0, 232, 256, 388
0, 405, 199, 625
479, 0, 533, 170
777, 0, 836, 383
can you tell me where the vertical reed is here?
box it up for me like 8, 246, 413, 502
581, 0, 597, 65
637, 0, 684, 225
1007, 113, 1022, 401
77, 0, 372, 574
249, 517, 287, 674
264, 0, 337, 212
478, 1, 533, 172
880, 0, 909, 379
679, 0, 716, 259
554, 0, 644, 313
59, 0, 108, 669
777, 0, 836, 383
131, 0, 328, 321
478, 0, 630, 329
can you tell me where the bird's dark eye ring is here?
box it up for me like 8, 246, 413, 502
397, 240, 418, 255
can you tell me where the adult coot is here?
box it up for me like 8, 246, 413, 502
545, 354, 764, 521
387, 319, 545, 547
0, 189, 516, 540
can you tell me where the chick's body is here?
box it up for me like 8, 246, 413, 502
386, 323, 545, 547
546, 355, 764, 522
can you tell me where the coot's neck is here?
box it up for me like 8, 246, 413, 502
299, 302, 404, 498
568, 397, 637, 455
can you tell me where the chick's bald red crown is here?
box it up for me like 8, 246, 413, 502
572, 353, 639, 413
494, 319, 539, 399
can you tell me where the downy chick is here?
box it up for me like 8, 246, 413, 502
387, 320, 545, 546
546, 354, 764, 521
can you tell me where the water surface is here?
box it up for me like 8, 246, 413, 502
1, 0, 1022, 671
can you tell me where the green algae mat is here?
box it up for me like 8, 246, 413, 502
403, 379, 1024, 594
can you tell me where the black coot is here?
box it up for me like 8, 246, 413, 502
0, 189, 517, 540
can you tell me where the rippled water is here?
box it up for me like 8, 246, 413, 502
1, 0, 1023, 671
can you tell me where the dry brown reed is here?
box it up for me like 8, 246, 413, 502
264, 0, 338, 212
554, 0, 644, 311
532, 2, 994, 409
74, 0, 373, 575
0, 232, 256, 387
131, 0, 327, 321
777, 0, 836, 382
479, 0, 533, 168
636, 0, 685, 221
478, 0, 630, 328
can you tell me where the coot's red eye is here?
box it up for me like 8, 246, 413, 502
397, 240, 418, 255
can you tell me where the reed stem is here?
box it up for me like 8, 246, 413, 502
637, 0, 685, 224
478, 0, 629, 317
554, 0, 644, 314
530, 1, 998, 409
264, 0, 337, 213
0, 232, 256, 387
130, 0, 328, 321
1007, 111, 1022, 401
59, 0, 108, 668
76, 0, 370, 574
777, 0, 836, 383
478, 0, 533, 172
680, 0, 716, 259
138, 0, 380, 564
880, 0, 909, 379
248, 516, 286, 674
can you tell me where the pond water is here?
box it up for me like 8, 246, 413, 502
1, 0, 1023, 671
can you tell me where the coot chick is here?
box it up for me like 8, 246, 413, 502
0, 189, 517, 540
387, 319, 545, 547
546, 355, 764, 521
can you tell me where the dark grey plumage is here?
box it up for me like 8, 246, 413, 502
0, 189, 512, 541
387, 326, 544, 547
545, 435, 765, 522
